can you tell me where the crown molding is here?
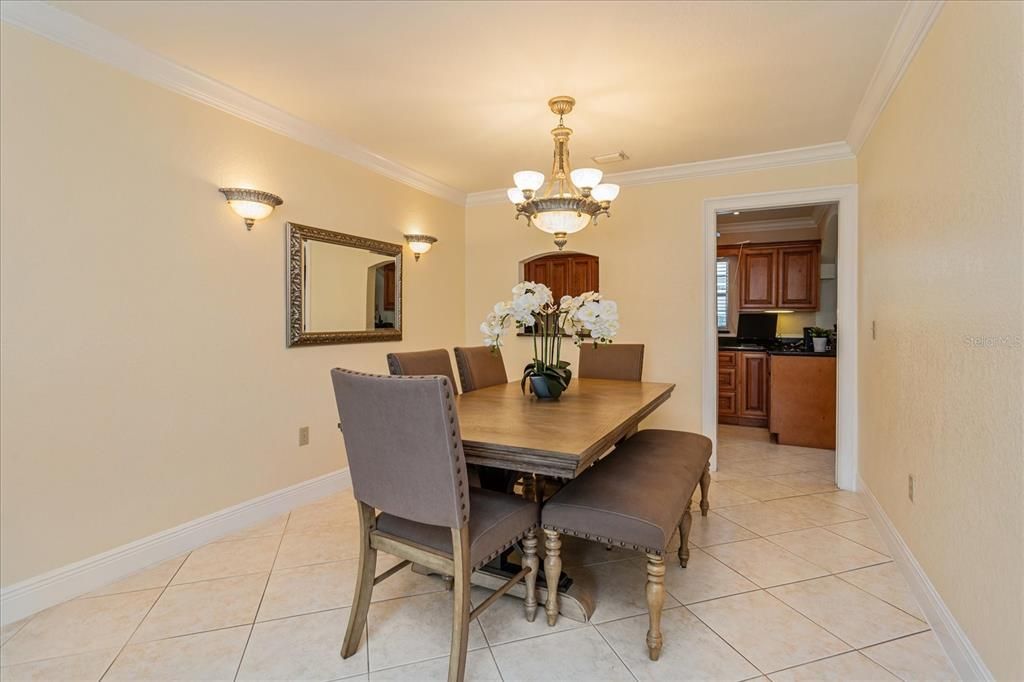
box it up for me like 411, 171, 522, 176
846, 1, 945, 152
466, 141, 855, 206
0, 1, 466, 205
717, 217, 819, 234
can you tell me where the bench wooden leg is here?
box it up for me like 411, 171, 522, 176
523, 529, 539, 622
543, 529, 562, 626
677, 503, 693, 568
645, 553, 666, 661
700, 463, 711, 516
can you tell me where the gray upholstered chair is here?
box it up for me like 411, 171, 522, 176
454, 346, 513, 493
454, 346, 508, 392
578, 343, 645, 381
386, 349, 458, 390
330, 369, 540, 682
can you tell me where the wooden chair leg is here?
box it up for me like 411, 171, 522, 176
342, 501, 377, 658
543, 529, 562, 626
448, 527, 471, 682
700, 463, 711, 516
677, 502, 693, 568
522, 529, 539, 622
645, 553, 666, 661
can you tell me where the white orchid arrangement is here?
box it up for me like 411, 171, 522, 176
481, 281, 620, 398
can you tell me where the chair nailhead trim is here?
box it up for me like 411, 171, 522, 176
472, 523, 539, 571
334, 368, 472, 526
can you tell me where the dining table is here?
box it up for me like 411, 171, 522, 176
452, 377, 676, 622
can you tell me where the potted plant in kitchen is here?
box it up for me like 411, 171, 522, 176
809, 327, 830, 352
481, 282, 619, 399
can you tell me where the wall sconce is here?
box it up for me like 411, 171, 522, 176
404, 234, 438, 261
218, 188, 283, 230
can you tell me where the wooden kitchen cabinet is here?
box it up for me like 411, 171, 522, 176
718, 349, 769, 427
523, 253, 599, 301
778, 244, 820, 309
738, 248, 777, 310
717, 351, 738, 418
735, 240, 820, 311
739, 352, 769, 421
381, 262, 396, 311
769, 354, 836, 448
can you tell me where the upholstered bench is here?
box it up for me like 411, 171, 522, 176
540, 429, 712, 660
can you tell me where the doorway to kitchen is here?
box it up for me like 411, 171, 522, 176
702, 185, 858, 491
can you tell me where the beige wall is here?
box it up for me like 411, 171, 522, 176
465, 159, 856, 435
857, 2, 1023, 679
0, 26, 466, 586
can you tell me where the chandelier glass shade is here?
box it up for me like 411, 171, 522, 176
507, 96, 619, 250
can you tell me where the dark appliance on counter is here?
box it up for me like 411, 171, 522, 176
802, 327, 815, 351
736, 313, 778, 346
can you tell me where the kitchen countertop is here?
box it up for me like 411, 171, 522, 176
718, 343, 836, 357
766, 349, 836, 357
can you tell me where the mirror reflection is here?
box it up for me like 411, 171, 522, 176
287, 223, 402, 346
304, 241, 397, 332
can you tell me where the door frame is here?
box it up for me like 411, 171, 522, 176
702, 184, 858, 490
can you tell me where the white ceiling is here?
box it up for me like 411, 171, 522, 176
47, 1, 905, 194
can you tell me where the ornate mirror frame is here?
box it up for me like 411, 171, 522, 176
287, 222, 403, 346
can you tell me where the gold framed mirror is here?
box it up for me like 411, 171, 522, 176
287, 222, 402, 346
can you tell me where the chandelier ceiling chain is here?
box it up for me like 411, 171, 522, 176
506, 96, 620, 250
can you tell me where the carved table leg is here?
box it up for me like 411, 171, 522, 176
522, 530, 539, 622
543, 529, 562, 626
677, 502, 693, 568
645, 553, 666, 661
699, 463, 711, 516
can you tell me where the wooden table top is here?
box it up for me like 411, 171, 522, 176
456, 378, 675, 478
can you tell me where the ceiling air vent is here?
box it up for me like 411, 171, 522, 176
592, 151, 629, 165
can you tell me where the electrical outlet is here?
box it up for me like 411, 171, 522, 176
299, 426, 310, 447
872, 320, 877, 340
908, 474, 915, 502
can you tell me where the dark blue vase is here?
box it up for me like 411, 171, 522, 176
529, 375, 564, 400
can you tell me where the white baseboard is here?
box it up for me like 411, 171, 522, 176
0, 468, 351, 625
858, 476, 993, 681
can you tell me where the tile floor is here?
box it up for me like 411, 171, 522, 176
0, 425, 959, 681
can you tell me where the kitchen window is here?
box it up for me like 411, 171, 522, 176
716, 258, 729, 330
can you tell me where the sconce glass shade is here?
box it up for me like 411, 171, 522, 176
507, 188, 526, 204
513, 170, 545, 192
219, 188, 283, 230
591, 183, 620, 202
404, 234, 438, 261
570, 167, 603, 189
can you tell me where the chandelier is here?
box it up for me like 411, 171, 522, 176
507, 96, 620, 250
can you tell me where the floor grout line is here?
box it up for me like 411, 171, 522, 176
830, 571, 931, 625
97, 549, 192, 681
856, 630, 936, 682
231, 512, 289, 681
684, 601, 771, 677
591, 622, 639, 681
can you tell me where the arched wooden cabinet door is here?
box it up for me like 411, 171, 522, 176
522, 253, 599, 299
